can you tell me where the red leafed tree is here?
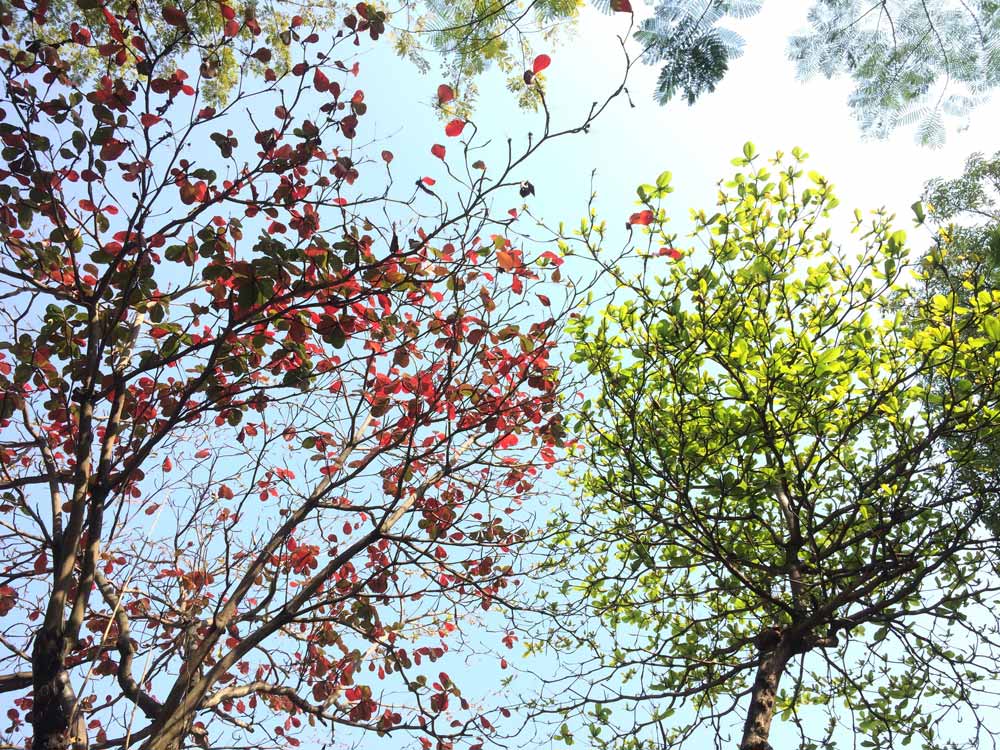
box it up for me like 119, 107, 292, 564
0, 4, 627, 749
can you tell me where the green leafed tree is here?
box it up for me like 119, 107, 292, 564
907, 151, 1000, 534
922, 149, 1000, 283
392, 0, 581, 110
552, 147, 1000, 750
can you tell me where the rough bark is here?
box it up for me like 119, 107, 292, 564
739, 637, 792, 750
31, 626, 87, 750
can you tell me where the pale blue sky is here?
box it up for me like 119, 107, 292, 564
359, 1, 1000, 253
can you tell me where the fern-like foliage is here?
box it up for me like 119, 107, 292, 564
636, 0, 762, 104
789, 0, 1000, 145
638, 0, 999, 144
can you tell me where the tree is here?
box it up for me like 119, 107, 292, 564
548, 146, 1000, 750
922, 149, 1000, 283
0, 0, 316, 106
0, 4, 627, 748
635, 0, 1000, 144
909, 151, 1000, 533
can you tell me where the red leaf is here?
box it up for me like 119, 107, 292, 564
431, 143, 446, 160
437, 84, 455, 104
381, 150, 393, 163
422, 176, 436, 186
162, 4, 188, 28
313, 68, 330, 93
100, 140, 127, 161
163, 457, 173, 472
628, 210, 655, 226
220, 3, 236, 20
532, 54, 551, 74
610, 0, 632, 11
195, 449, 211, 458
659, 246, 683, 260
140, 113, 161, 128
144, 503, 160, 516
102, 8, 124, 42
444, 119, 465, 137
34, 551, 47, 574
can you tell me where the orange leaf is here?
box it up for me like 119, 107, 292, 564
628, 210, 655, 226
496, 250, 518, 271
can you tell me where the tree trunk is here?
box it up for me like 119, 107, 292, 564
739, 637, 792, 750
31, 626, 87, 750
141, 708, 201, 750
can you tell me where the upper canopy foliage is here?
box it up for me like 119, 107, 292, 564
0, 0, 578, 111
635, 0, 1000, 145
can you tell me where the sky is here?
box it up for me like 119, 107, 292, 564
357, 1, 1000, 261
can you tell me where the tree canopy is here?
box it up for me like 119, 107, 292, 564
4, 0, 1000, 748
10, 0, 997, 139
0, 3, 627, 748
636, 0, 1000, 144
0, 0, 579, 111
551, 146, 1000, 750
